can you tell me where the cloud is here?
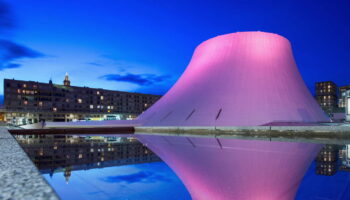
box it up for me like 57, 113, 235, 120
0, 63, 20, 70
100, 73, 171, 86
86, 61, 104, 67
0, 1, 44, 71
0, 0, 15, 33
102, 171, 172, 184
0, 40, 43, 60
0, 39, 44, 71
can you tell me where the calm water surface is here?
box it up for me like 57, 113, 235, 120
14, 134, 350, 200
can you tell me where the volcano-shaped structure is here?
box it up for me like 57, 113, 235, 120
138, 32, 328, 126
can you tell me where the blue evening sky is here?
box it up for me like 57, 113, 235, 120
1, 0, 350, 101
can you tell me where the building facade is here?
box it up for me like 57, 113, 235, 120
3, 75, 161, 125
338, 85, 350, 109
340, 90, 350, 121
315, 81, 338, 113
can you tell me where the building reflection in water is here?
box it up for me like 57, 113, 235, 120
15, 135, 161, 183
14, 134, 350, 186
316, 145, 340, 176
316, 144, 350, 176
339, 145, 350, 171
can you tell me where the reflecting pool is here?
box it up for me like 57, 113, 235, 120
14, 134, 350, 200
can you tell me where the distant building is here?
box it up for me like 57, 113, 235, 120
338, 85, 350, 109
315, 81, 338, 113
3, 75, 161, 125
339, 85, 350, 96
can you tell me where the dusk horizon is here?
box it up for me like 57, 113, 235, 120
1, 0, 350, 99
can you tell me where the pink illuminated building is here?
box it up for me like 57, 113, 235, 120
138, 31, 328, 126
135, 32, 328, 200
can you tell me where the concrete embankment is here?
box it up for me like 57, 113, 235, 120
135, 125, 350, 144
0, 127, 59, 200
9, 126, 134, 135
12, 123, 350, 144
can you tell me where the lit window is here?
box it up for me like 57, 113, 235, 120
97, 91, 100, 95
17, 89, 21, 94
24, 101, 28, 105
90, 105, 94, 109
78, 99, 82, 103
78, 154, 83, 159
107, 106, 110, 109
39, 102, 43, 106
53, 107, 57, 112
23, 84, 26, 88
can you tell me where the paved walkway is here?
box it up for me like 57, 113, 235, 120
0, 127, 59, 200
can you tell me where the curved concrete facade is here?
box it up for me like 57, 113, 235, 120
138, 32, 328, 126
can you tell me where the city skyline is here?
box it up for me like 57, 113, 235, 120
1, 0, 350, 101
